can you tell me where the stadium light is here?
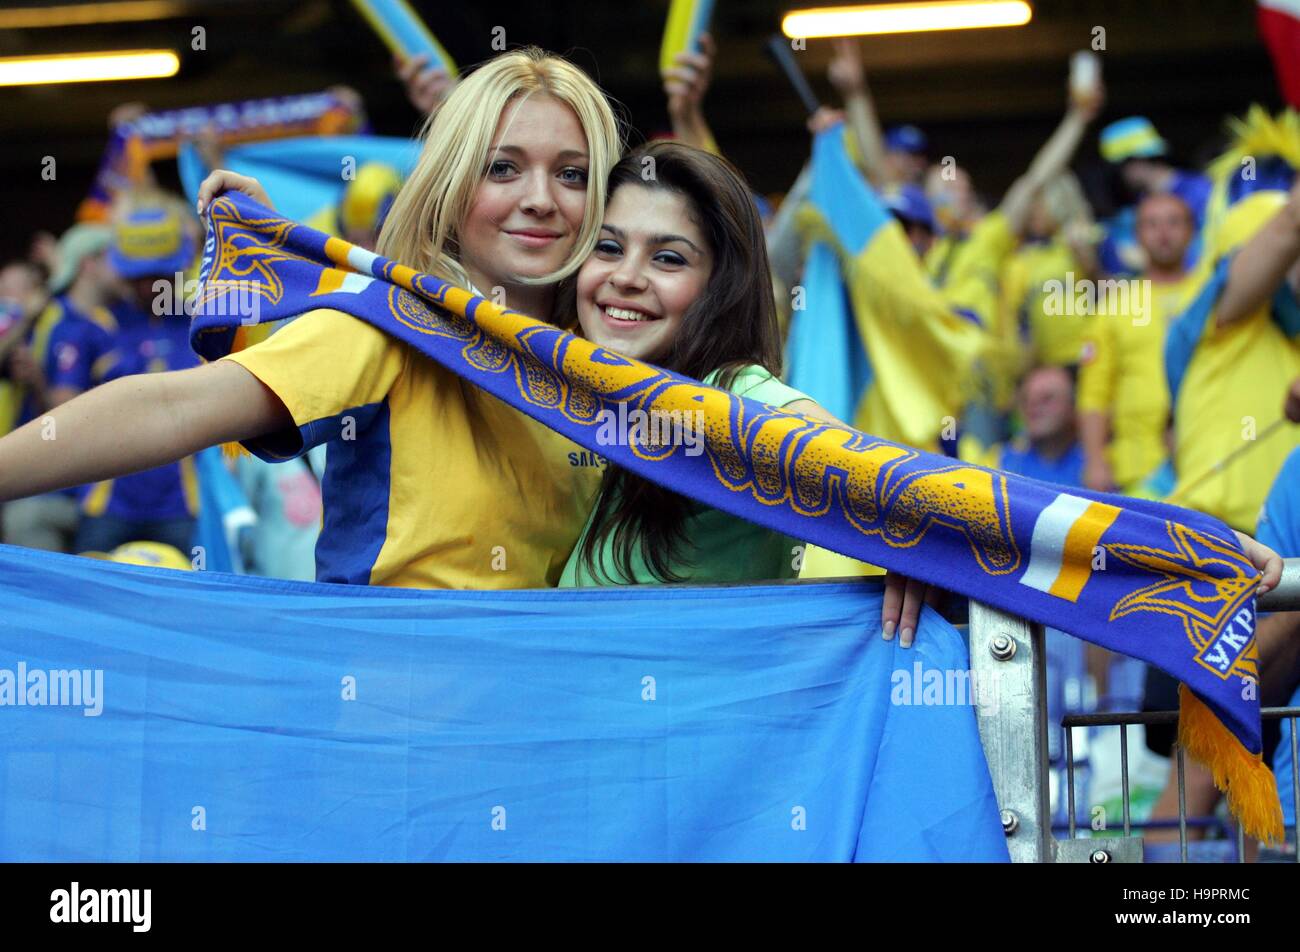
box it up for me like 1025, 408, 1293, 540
782, 1, 1033, 38
0, 2, 190, 29
0, 49, 180, 87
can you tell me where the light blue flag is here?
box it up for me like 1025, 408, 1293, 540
785, 130, 876, 422
0, 544, 1007, 862
178, 135, 420, 226
786, 240, 872, 422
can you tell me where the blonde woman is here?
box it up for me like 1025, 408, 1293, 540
0, 48, 623, 591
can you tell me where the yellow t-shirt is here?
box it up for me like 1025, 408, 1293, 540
930, 213, 1021, 412
1001, 240, 1087, 366
847, 221, 988, 452
1165, 260, 1300, 531
223, 308, 603, 589
1077, 272, 1198, 490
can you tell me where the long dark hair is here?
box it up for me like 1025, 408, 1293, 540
578, 140, 783, 583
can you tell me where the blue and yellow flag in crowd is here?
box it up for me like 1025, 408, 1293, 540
347, 0, 458, 74
788, 127, 987, 451
660, 0, 716, 74
191, 191, 1283, 841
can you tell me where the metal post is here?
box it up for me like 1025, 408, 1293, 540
1258, 558, 1300, 612
969, 600, 1054, 863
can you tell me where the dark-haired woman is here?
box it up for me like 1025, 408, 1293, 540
559, 141, 832, 586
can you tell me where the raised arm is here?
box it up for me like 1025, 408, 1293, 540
999, 70, 1104, 235
1215, 178, 1300, 328
766, 162, 813, 291
0, 360, 289, 504
826, 38, 888, 187
396, 54, 455, 119
664, 33, 720, 155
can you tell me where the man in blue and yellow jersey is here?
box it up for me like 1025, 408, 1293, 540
76, 193, 203, 555
1078, 192, 1200, 494
1164, 182, 1300, 532
1, 226, 121, 551
0, 261, 46, 436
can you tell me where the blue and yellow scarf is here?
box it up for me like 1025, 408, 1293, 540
191, 193, 1283, 841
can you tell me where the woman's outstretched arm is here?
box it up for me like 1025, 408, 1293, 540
0, 360, 290, 503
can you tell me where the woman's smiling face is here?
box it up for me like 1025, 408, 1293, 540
458, 93, 591, 293
575, 183, 712, 363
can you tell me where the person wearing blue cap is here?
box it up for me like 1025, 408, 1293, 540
74, 191, 203, 556
1097, 116, 1212, 276
882, 124, 928, 187
878, 182, 937, 257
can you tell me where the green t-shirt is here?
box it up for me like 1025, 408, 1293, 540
557, 365, 811, 587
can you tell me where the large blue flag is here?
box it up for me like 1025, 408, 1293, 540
0, 544, 1006, 862
187, 192, 1282, 840
786, 238, 871, 423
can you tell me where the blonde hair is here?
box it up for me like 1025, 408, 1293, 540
378, 47, 622, 298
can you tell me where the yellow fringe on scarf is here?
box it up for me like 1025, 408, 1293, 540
1178, 683, 1285, 845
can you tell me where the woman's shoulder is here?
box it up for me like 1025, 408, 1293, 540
246, 307, 408, 360
226, 307, 412, 394
704, 364, 811, 408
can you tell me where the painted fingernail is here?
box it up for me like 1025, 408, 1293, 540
883, 620, 895, 641
900, 627, 914, 648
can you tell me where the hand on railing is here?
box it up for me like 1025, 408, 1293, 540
881, 571, 942, 649
1236, 531, 1282, 596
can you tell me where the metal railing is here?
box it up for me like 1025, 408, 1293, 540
970, 557, 1300, 863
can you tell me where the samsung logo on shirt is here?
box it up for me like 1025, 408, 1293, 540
568, 451, 608, 469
